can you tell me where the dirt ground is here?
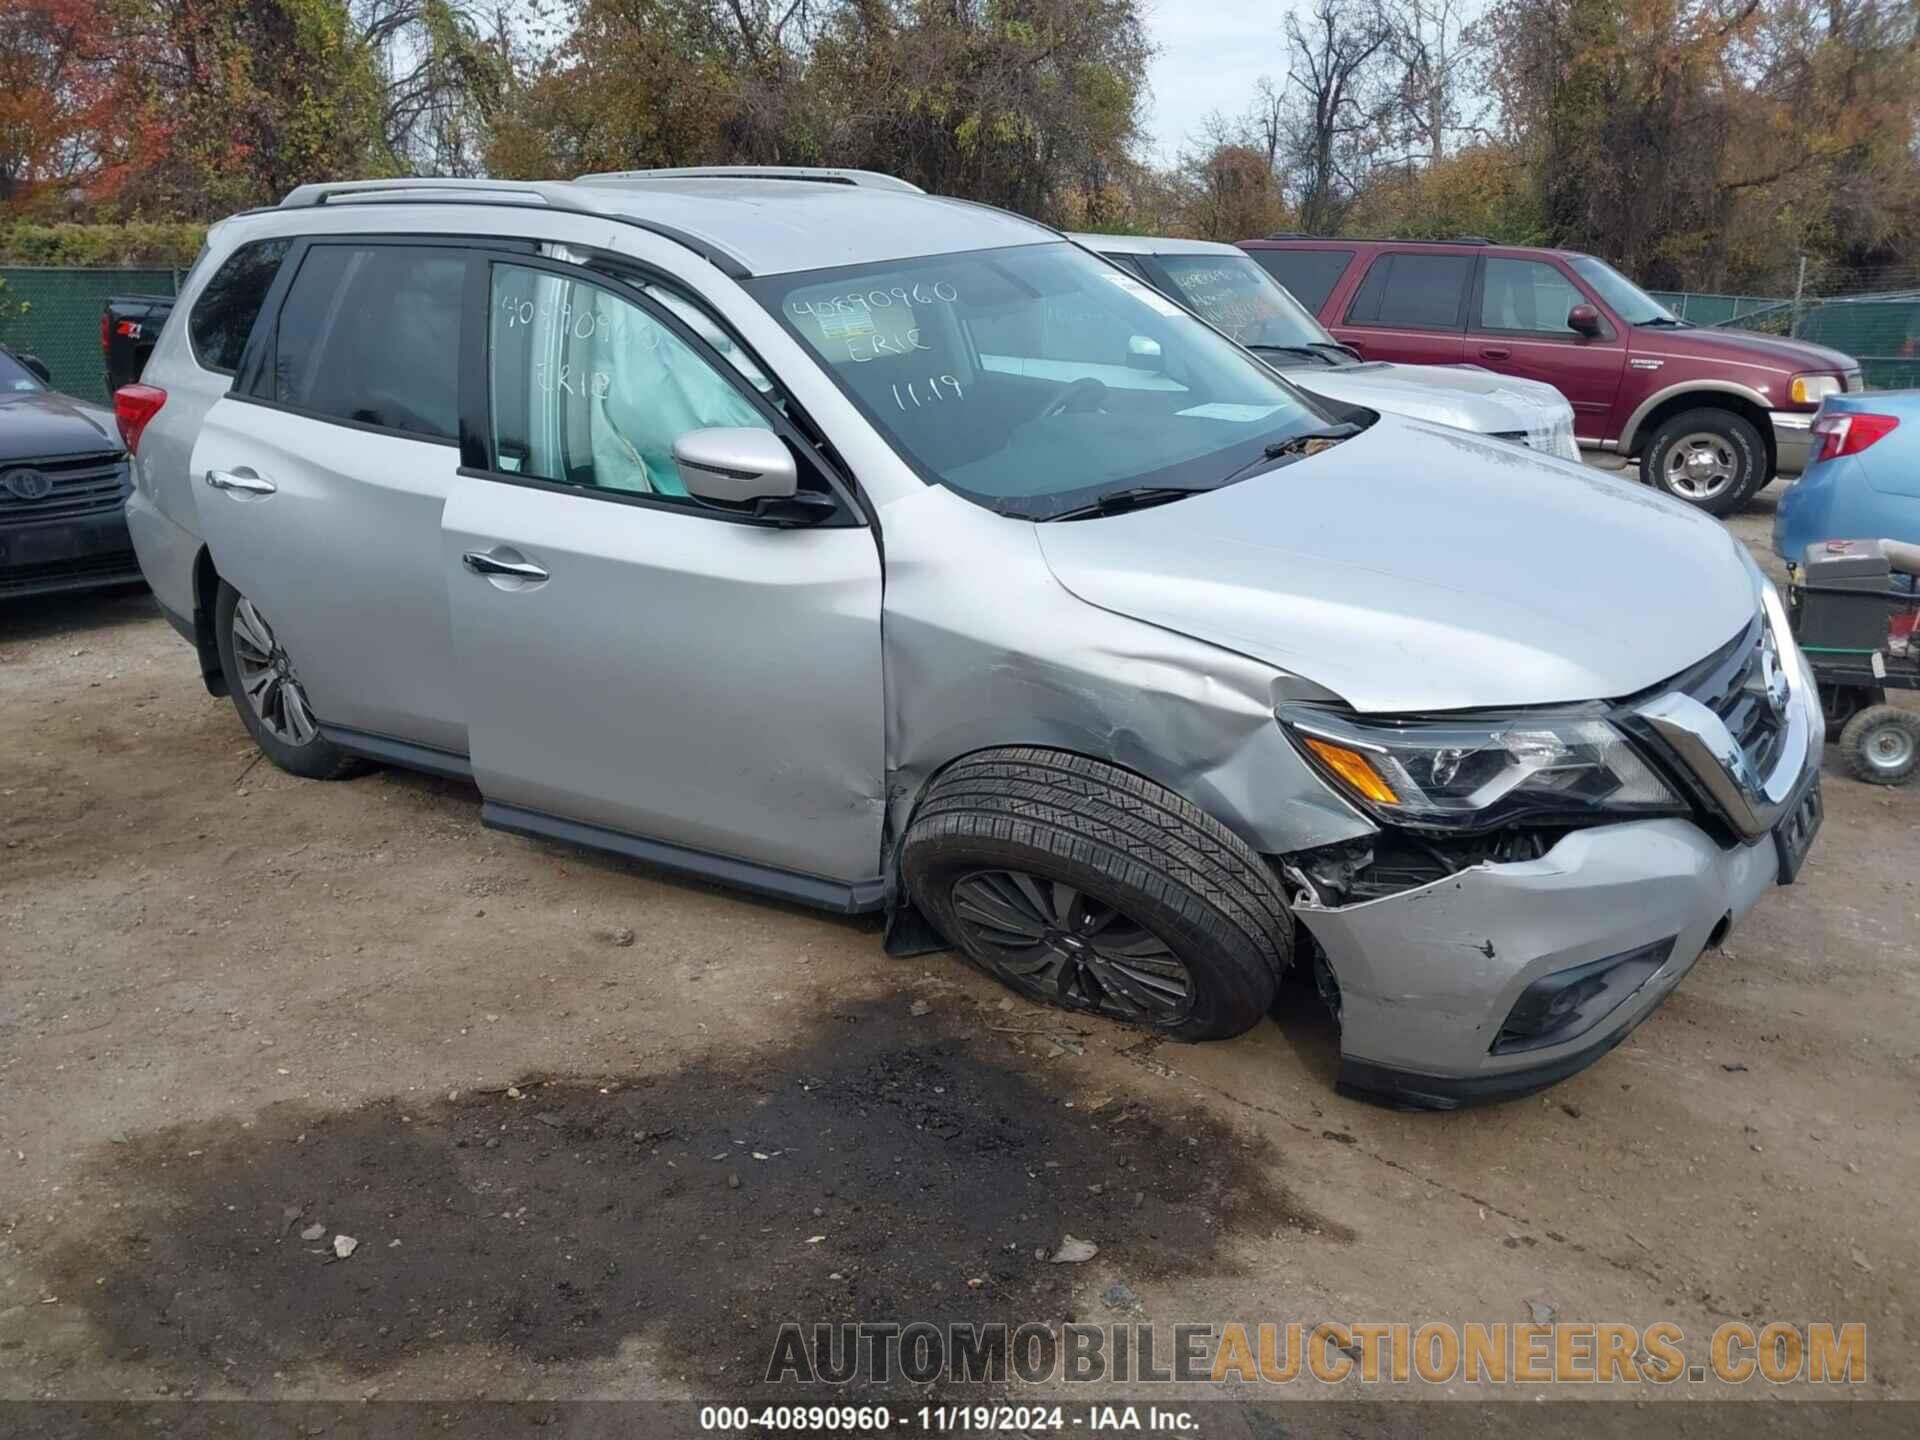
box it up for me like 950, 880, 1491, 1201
1, 478, 1915, 1421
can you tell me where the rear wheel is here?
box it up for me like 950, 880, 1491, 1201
213, 581, 363, 781
1838, 705, 1920, 786
1642, 408, 1764, 516
901, 748, 1292, 1041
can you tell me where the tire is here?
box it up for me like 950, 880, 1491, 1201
900, 748, 1292, 1041
1838, 705, 1920, 786
1641, 407, 1765, 517
213, 580, 364, 781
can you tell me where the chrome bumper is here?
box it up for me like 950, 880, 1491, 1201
1770, 411, 1814, 474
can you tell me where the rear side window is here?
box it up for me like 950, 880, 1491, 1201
189, 239, 290, 374
1345, 253, 1474, 330
1245, 248, 1353, 314
270, 244, 465, 441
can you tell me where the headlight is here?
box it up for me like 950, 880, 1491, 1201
1789, 373, 1842, 406
1278, 705, 1683, 832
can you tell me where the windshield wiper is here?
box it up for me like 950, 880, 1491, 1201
1637, 315, 1686, 327
1039, 485, 1211, 522
1251, 343, 1337, 366
1308, 340, 1362, 363
1218, 423, 1364, 484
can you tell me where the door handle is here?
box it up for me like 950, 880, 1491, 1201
1479, 347, 1512, 360
462, 549, 550, 583
205, 469, 277, 495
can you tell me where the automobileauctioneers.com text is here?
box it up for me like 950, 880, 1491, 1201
764, 1319, 1866, 1388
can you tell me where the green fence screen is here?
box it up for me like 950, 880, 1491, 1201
0, 265, 181, 403
1648, 288, 1920, 390
1795, 294, 1920, 391
1645, 290, 1789, 328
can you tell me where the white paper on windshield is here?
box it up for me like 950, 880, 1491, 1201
1103, 272, 1184, 318
1177, 402, 1287, 422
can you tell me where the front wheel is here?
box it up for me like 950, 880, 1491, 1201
1641, 408, 1764, 516
900, 748, 1292, 1041
1838, 705, 1920, 786
213, 580, 364, 781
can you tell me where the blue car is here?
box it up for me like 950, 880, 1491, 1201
1774, 390, 1920, 564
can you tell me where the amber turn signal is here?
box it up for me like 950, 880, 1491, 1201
1302, 737, 1401, 806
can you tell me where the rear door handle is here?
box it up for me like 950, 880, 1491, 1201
462, 549, 550, 583
1479, 347, 1512, 360
205, 469, 277, 495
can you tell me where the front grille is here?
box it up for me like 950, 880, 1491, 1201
1676, 615, 1787, 779
0, 452, 129, 525
0, 550, 141, 594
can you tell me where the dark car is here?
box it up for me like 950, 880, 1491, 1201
1241, 236, 1862, 516
104, 294, 176, 393
0, 345, 141, 599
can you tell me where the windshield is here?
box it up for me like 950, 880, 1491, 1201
1152, 253, 1335, 353
749, 242, 1339, 519
0, 351, 45, 394
1567, 256, 1680, 326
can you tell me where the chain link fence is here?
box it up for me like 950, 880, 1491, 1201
1650, 267, 1920, 392
0, 266, 182, 403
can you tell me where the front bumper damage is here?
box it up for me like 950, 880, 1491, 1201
1287, 591, 1825, 1108
1293, 816, 1781, 1107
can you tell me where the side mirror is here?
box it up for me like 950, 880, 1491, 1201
18, 354, 51, 383
1567, 305, 1602, 338
673, 427, 796, 506
1127, 335, 1164, 372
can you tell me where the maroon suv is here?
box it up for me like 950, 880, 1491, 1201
1241, 236, 1860, 515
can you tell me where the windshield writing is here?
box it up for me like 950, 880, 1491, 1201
750, 243, 1333, 518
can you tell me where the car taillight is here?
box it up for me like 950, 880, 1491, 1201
101, 309, 111, 357
114, 384, 167, 455
1811, 412, 1898, 462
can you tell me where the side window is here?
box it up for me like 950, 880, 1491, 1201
1478, 258, 1591, 336
1345, 253, 1474, 330
189, 239, 291, 374
1246, 249, 1353, 314
966, 270, 1181, 384
271, 245, 465, 440
487, 262, 773, 502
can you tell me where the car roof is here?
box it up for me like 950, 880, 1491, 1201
251, 171, 1061, 278
1067, 232, 1246, 258
1241, 234, 1588, 262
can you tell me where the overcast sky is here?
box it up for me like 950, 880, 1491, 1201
1139, 0, 1294, 165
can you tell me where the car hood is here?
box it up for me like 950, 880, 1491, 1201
1033, 414, 1757, 713
1632, 324, 1857, 377
1273, 358, 1579, 457
0, 388, 121, 459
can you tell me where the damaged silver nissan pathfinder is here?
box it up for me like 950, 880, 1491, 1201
125, 170, 1825, 1107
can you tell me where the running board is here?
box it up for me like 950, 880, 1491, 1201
320, 725, 474, 781
481, 801, 889, 916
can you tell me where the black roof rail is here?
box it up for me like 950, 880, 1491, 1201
275, 177, 752, 279
1257, 232, 1503, 246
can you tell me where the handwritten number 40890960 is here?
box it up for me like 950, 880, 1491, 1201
892, 376, 963, 411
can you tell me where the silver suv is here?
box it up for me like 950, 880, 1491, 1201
1069, 233, 1580, 461
122, 170, 1825, 1107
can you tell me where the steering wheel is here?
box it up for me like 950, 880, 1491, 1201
1036, 376, 1110, 421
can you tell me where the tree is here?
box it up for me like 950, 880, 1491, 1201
0, 1, 116, 208
1279, 0, 1394, 235
487, 0, 1154, 226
